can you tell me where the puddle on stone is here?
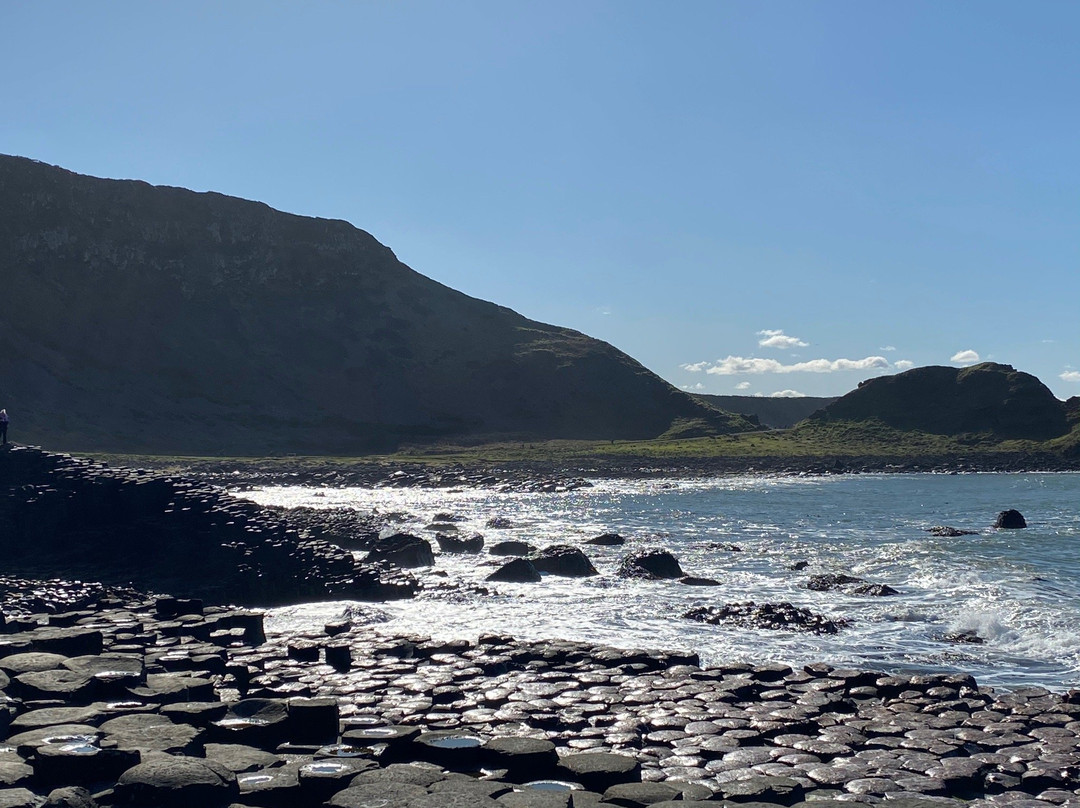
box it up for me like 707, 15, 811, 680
426, 736, 481, 749
317, 744, 373, 758
238, 774, 275, 785
524, 781, 581, 791
57, 742, 99, 755
302, 762, 350, 774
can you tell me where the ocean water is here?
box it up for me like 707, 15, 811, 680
242, 473, 1080, 691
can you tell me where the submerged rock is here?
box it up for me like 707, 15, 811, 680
927, 525, 979, 537
806, 574, 898, 596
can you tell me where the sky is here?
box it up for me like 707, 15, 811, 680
3, 1, 1078, 399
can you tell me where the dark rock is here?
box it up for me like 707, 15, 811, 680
716, 775, 804, 804
927, 526, 979, 537
807, 574, 898, 596
326, 783, 428, 807
678, 576, 720, 586
487, 559, 542, 584
486, 517, 513, 529
365, 533, 435, 567
489, 541, 536, 557
484, 737, 559, 781
413, 731, 485, 769
436, 533, 485, 554
114, 755, 238, 806
287, 696, 339, 744
602, 782, 681, 807
43, 787, 98, 808
202, 743, 284, 774
683, 602, 850, 635
555, 753, 641, 792
995, 509, 1027, 529
530, 546, 598, 578
585, 533, 625, 546
616, 549, 684, 580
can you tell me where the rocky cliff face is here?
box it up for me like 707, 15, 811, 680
811, 363, 1069, 440
0, 155, 751, 453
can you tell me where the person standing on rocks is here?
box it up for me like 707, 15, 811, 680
0, 409, 7, 444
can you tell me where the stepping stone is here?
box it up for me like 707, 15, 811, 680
5, 724, 102, 757
716, 775, 805, 804
42, 786, 98, 808
0, 652, 69, 675
556, 753, 641, 792
497, 790, 571, 808
484, 737, 559, 780
297, 758, 377, 801
352, 762, 448, 788
12, 670, 94, 702
9, 705, 108, 731
203, 743, 284, 774
236, 767, 301, 805
115, 755, 238, 806
0, 762, 32, 788
601, 781, 681, 807
0, 788, 40, 808
326, 783, 428, 807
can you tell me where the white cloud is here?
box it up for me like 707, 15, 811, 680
735, 381, 751, 390
753, 389, 807, 398
680, 382, 705, 391
1061, 371, 1080, 383
757, 329, 809, 349
680, 361, 710, 373
950, 350, 981, 365
701, 355, 890, 375
894, 360, 915, 371
880, 345, 897, 352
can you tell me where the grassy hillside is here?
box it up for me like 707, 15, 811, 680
0, 155, 753, 453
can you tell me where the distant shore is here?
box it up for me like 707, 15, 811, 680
97, 451, 1080, 492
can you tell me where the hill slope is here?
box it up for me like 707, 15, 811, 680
694, 394, 839, 429
808, 363, 1068, 441
0, 155, 752, 454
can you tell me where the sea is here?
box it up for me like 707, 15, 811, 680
240, 472, 1080, 692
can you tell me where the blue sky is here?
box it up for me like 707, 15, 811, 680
3, 1, 1077, 398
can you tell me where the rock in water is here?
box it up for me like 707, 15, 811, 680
995, 509, 1027, 529
586, 533, 625, 545
364, 533, 434, 567
486, 558, 542, 583
488, 541, 536, 557
435, 532, 484, 554
530, 545, 598, 577
617, 549, 685, 580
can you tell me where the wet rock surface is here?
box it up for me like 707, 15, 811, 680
682, 602, 852, 635
0, 448, 422, 606
2, 577, 1079, 807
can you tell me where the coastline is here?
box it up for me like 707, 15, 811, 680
2, 575, 1079, 806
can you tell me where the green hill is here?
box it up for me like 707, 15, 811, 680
0, 155, 753, 454
693, 394, 839, 429
808, 363, 1069, 441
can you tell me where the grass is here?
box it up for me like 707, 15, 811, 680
78, 418, 1080, 470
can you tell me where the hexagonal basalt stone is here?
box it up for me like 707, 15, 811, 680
484, 737, 559, 781
115, 755, 238, 806
326, 782, 428, 807
555, 753, 641, 792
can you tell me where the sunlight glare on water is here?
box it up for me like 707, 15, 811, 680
243, 473, 1080, 690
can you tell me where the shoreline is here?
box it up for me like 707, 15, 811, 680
2, 575, 1079, 806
